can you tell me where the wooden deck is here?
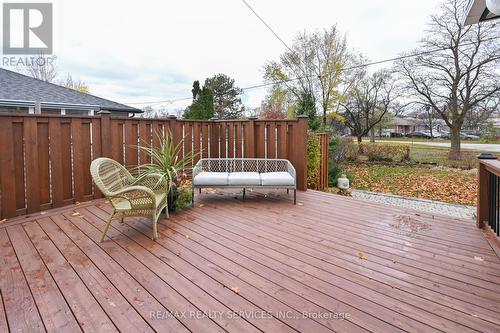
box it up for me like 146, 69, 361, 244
1, 189, 500, 333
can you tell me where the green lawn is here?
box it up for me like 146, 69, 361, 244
409, 145, 480, 169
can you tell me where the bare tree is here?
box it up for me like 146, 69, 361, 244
464, 100, 499, 130
61, 74, 89, 93
397, 0, 500, 159
263, 25, 351, 128
19, 54, 57, 82
340, 69, 396, 145
415, 105, 439, 137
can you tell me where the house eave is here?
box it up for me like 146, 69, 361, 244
0, 99, 141, 112
464, 0, 500, 25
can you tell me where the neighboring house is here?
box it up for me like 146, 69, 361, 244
0, 68, 141, 116
464, 0, 500, 25
388, 117, 414, 134
384, 116, 449, 135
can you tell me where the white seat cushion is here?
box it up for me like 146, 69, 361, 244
228, 172, 261, 186
260, 172, 295, 186
193, 172, 229, 186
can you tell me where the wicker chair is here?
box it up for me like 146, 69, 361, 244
90, 158, 168, 242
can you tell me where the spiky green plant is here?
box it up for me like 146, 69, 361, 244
135, 129, 195, 192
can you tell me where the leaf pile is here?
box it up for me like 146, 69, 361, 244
344, 163, 476, 205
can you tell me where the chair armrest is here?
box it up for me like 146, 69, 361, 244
109, 185, 157, 209
135, 174, 168, 193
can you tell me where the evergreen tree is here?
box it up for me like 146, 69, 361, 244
295, 92, 320, 131
183, 81, 214, 119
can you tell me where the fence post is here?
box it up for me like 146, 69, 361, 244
290, 115, 308, 191
477, 153, 497, 228
99, 111, 112, 158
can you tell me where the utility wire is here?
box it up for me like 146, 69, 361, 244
127, 36, 500, 106
240, 0, 295, 55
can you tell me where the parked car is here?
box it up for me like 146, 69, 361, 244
406, 131, 433, 139
438, 131, 479, 140
461, 129, 480, 136
421, 130, 441, 138
439, 132, 450, 139
461, 132, 480, 140
390, 132, 405, 138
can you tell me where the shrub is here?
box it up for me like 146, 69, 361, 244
480, 123, 500, 143
307, 134, 321, 189
347, 143, 410, 162
329, 136, 352, 164
327, 135, 353, 187
174, 180, 193, 211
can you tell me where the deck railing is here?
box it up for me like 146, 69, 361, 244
0, 113, 309, 219
477, 155, 500, 246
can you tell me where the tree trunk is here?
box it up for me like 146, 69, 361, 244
357, 135, 363, 153
449, 125, 461, 160
370, 128, 375, 143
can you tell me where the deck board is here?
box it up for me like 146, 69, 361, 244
1, 189, 499, 332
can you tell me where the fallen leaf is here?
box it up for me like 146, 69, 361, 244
40, 211, 46, 215
186, 235, 190, 239
199, 204, 205, 208
404, 241, 413, 247
474, 256, 484, 262
358, 252, 368, 260
75, 201, 81, 205
0, 218, 7, 224
297, 203, 304, 206
230, 286, 240, 293
71, 212, 81, 217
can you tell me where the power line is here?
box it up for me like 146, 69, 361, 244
127, 36, 500, 106
240, 0, 295, 55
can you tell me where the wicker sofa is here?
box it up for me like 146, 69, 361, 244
192, 158, 297, 204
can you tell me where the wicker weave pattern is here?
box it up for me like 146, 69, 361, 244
90, 158, 168, 241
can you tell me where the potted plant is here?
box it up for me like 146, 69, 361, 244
135, 130, 195, 212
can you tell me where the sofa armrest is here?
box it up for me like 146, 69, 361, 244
286, 161, 296, 181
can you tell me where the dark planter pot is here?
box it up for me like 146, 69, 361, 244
167, 188, 178, 212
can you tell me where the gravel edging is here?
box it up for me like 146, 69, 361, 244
351, 189, 476, 220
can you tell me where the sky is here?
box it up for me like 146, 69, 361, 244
2, 0, 440, 112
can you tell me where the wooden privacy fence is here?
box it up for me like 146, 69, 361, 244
0, 113, 309, 219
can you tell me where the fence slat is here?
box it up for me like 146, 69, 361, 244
37, 120, 50, 206
81, 121, 93, 197
124, 120, 138, 169
60, 121, 73, 202
71, 118, 85, 202
277, 123, 287, 159
91, 118, 103, 198
24, 117, 40, 213
0, 118, 17, 218
227, 123, 234, 159
193, 123, 201, 164
138, 121, 151, 165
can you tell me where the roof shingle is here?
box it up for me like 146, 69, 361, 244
0, 68, 141, 112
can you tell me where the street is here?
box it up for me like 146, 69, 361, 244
377, 140, 500, 152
